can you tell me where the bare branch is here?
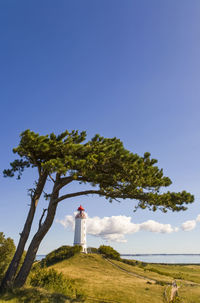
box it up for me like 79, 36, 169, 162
49, 175, 55, 183
38, 208, 48, 230
113, 198, 121, 203
43, 191, 51, 201
28, 188, 35, 198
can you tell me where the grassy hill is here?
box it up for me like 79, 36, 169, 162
51, 253, 165, 303
51, 253, 200, 303
1, 252, 200, 303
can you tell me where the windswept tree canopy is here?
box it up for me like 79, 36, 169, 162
4, 129, 194, 212
2, 129, 195, 289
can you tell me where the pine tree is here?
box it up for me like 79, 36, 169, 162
1, 129, 194, 289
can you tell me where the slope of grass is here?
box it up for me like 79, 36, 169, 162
52, 253, 165, 303
178, 282, 200, 303
145, 264, 200, 284
1, 254, 200, 302
111, 259, 172, 284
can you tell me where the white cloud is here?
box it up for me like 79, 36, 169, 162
181, 220, 196, 231
180, 213, 200, 231
139, 220, 174, 233
174, 227, 179, 232
58, 215, 75, 230
57, 214, 177, 243
56, 212, 200, 242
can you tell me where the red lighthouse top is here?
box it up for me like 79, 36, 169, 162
78, 205, 85, 212
76, 205, 86, 219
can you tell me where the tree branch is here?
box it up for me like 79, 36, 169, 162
59, 176, 73, 183
55, 190, 105, 203
38, 208, 48, 230
48, 175, 55, 183
113, 198, 121, 203
54, 177, 73, 191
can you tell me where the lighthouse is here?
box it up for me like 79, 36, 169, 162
73, 205, 87, 253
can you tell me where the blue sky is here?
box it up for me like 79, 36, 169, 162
1, 0, 200, 254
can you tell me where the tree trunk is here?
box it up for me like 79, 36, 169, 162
14, 185, 59, 288
0, 172, 47, 290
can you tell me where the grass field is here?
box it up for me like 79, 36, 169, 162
1, 254, 200, 302
52, 253, 165, 303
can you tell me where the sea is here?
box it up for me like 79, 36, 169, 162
120, 254, 200, 264
36, 254, 200, 264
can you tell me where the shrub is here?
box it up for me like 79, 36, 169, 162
0, 232, 15, 282
138, 262, 147, 268
98, 245, 120, 261
30, 268, 75, 297
121, 258, 141, 267
87, 247, 98, 254
41, 245, 82, 267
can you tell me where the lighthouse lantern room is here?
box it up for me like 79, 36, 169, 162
73, 205, 87, 253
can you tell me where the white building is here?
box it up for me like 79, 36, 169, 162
73, 205, 87, 253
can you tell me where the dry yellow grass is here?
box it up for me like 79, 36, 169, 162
52, 254, 165, 303
110, 259, 173, 283
1, 254, 200, 302
177, 282, 200, 302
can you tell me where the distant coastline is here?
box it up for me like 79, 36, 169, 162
36, 253, 200, 264
120, 254, 200, 264
121, 254, 200, 256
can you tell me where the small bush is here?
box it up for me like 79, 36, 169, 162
121, 259, 137, 266
41, 245, 82, 267
87, 247, 98, 254
98, 245, 120, 261
121, 259, 143, 267
138, 262, 147, 268
0, 232, 16, 282
30, 268, 75, 297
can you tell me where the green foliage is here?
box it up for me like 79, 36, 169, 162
171, 296, 183, 303
98, 245, 121, 261
121, 258, 140, 266
2, 129, 195, 290
4, 129, 194, 212
0, 233, 15, 281
30, 268, 75, 297
87, 247, 98, 254
138, 262, 147, 268
121, 258, 149, 270
41, 245, 82, 267
30, 267, 86, 301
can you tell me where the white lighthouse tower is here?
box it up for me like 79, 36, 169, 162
73, 205, 87, 253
